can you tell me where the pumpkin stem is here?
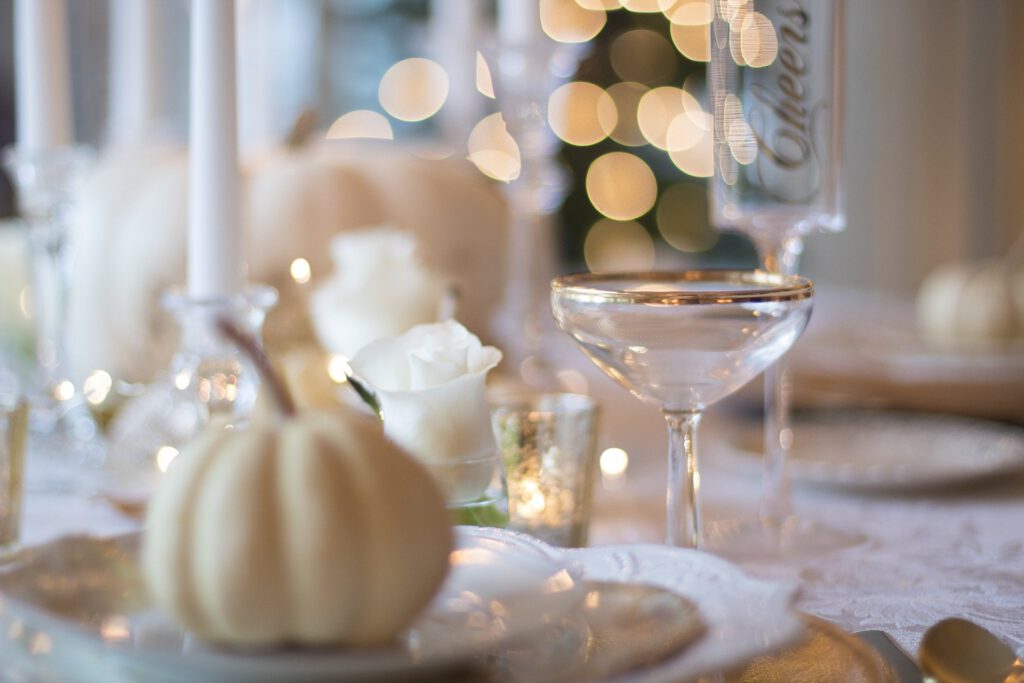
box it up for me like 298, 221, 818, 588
216, 317, 297, 417
285, 109, 318, 150
1009, 228, 1024, 266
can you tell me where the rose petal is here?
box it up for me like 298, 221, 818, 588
349, 320, 504, 502
376, 371, 496, 466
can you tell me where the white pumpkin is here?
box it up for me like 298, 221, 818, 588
916, 259, 1024, 345
67, 140, 508, 384
142, 395, 452, 646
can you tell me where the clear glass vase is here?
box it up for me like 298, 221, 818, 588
3, 145, 102, 492
103, 285, 277, 509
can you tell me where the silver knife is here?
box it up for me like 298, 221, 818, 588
856, 630, 923, 683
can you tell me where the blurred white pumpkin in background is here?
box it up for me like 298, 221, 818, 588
916, 242, 1024, 347
67, 140, 508, 385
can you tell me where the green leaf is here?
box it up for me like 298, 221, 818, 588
346, 373, 382, 420
450, 499, 509, 528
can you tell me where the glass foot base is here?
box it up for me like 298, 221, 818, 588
703, 515, 866, 561
24, 414, 106, 495
24, 443, 103, 495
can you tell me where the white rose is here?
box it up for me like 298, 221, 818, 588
309, 227, 452, 358
349, 320, 503, 503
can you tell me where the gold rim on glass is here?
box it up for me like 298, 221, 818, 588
551, 270, 814, 306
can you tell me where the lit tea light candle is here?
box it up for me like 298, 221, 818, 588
494, 393, 599, 548
188, 0, 244, 300
508, 445, 578, 535
14, 0, 73, 151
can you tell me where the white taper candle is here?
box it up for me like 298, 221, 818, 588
498, 0, 541, 44
13, 0, 73, 151
431, 0, 485, 142
188, 0, 244, 299
108, 0, 164, 146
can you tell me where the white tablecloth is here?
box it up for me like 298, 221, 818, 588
18, 337, 1024, 661
589, 420, 1024, 655
22, 410, 1024, 659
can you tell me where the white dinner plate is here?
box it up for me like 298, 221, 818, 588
0, 526, 803, 683
712, 409, 1024, 493
789, 289, 1024, 424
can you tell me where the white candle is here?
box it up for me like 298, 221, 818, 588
498, 0, 541, 45
13, 0, 73, 151
188, 0, 244, 300
430, 0, 485, 142
108, 0, 164, 146
237, 0, 321, 156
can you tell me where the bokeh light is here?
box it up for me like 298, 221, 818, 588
517, 0, 732, 265
584, 219, 656, 272
599, 447, 630, 476
727, 117, 757, 164
656, 182, 719, 252
289, 257, 312, 284
610, 29, 677, 85
607, 81, 649, 147
468, 113, 522, 182
740, 11, 778, 67
663, 0, 712, 25
54, 380, 74, 402
378, 57, 449, 122
325, 110, 394, 140
156, 446, 180, 473
83, 370, 113, 406
327, 355, 351, 384
722, 0, 752, 25
548, 81, 618, 146
540, 0, 607, 44
620, 0, 665, 12
476, 51, 495, 98
670, 21, 710, 61
637, 86, 699, 150
556, 368, 589, 394
575, 0, 623, 8
669, 126, 714, 177
586, 152, 658, 220
666, 108, 709, 152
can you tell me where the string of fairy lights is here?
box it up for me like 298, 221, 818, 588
326, 0, 775, 272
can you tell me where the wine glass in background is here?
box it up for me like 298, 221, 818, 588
708, 0, 859, 554
552, 271, 813, 548
488, 33, 587, 390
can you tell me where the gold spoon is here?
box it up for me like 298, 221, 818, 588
918, 618, 1024, 683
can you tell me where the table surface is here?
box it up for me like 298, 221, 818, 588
21, 396, 1024, 662
16, 323, 1024, 667
587, 402, 1024, 655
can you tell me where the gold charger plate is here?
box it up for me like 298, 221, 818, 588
725, 616, 898, 683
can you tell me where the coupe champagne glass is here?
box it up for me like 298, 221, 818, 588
708, 0, 857, 554
551, 271, 813, 548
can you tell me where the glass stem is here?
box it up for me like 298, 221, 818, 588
664, 410, 702, 548
754, 235, 803, 524
26, 212, 69, 393
757, 234, 803, 276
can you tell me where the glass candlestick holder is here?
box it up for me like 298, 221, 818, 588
103, 285, 277, 507
488, 38, 587, 389
3, 145, 102, 491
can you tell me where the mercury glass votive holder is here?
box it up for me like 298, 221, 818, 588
0, 395, 28, 554
491, 393, 599, 547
